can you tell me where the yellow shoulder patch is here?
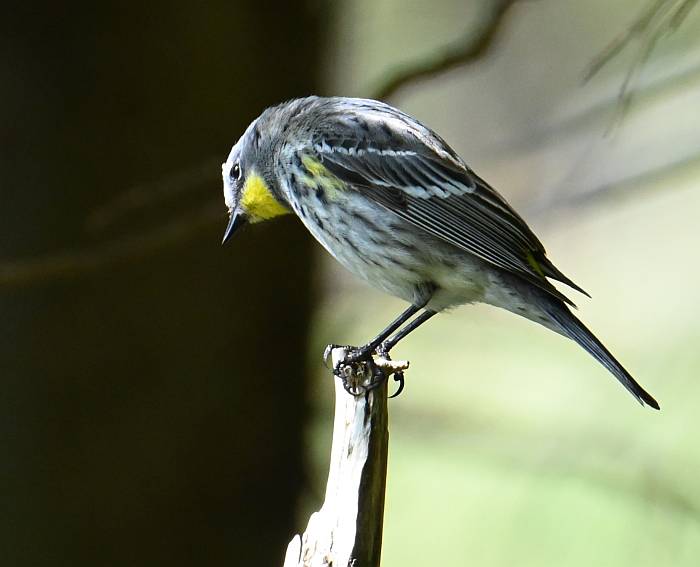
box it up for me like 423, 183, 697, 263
301, 155, 344, 197
301, 155, 329, 177
240, 173, 289, 222
525, 250, 546, 277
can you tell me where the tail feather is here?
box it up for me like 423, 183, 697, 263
545, 304, 660, 410
539, 256, 591, 298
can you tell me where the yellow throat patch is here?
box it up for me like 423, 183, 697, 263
240, 173, 289, 222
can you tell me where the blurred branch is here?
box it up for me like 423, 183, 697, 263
284, 347, 394, 567
86, 157, 221, 233
0, 156, 223, 288
0, 201, 221, 288
585, 0, 698, 123
526, 151, 700, 219
487, 61, 700, 158
371, 0, 524, 100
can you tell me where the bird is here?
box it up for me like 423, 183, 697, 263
221, 96, 659, 409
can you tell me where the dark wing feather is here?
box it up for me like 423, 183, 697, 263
314, 134, 587, 306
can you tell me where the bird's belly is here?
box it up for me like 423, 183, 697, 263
425, 260, 490, 310
289, 193, 491, 308
288, 196, 425, 302
308, 219, 423, 303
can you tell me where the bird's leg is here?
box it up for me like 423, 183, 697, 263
346, 303, 424, 362
329, 302, 429, 396
328, 284, 435, 396
379, 309, 437, 355
376, 310, 437, 397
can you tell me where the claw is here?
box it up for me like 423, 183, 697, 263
323, 344, 346, 369
334, 358, 370, 397
341, 373, 366, 396
375, 346, 407, 398
323, 345, 333, 369
328, 345, 370, 396
388, 372, 405, 398
326, 343, 408, 398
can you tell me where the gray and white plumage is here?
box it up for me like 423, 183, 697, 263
222, 96, 659, 409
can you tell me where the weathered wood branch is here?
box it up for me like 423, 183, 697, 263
283, 348, 407, 567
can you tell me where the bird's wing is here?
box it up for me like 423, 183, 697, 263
311, 115, 586, 305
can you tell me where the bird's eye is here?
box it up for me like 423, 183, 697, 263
230, 162, 241, 181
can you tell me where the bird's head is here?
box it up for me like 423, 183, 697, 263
221, 118, 290, 244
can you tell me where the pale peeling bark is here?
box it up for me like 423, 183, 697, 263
283, 347, 408, 567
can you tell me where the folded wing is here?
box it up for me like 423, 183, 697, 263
313, 126, 586, 306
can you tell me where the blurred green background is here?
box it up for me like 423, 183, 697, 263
2, 1, 698, 565
309, 1, 700, 566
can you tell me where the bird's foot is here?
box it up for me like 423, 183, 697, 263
324, 344, 384, 396
377, 342, 406, 398
323, 344, 409, 398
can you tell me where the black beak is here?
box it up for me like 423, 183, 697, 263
222, 211, 247, 245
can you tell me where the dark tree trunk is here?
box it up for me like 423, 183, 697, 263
0, 3, 321, 566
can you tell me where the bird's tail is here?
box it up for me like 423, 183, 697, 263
544, 302, 660, 409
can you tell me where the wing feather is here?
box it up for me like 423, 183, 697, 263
307, 106, 587, 304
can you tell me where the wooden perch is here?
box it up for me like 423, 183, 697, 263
283, 347, 408, 567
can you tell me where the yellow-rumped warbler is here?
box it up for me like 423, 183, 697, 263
221, 96, 658, 409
